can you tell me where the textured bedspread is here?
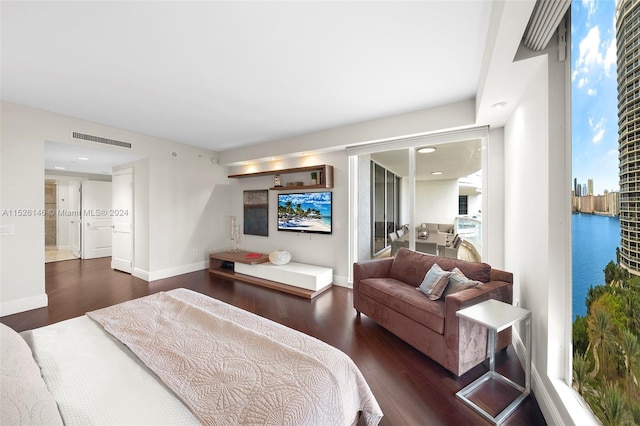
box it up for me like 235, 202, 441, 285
87, 288, 383, 426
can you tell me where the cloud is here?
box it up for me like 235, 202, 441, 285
587, 88, 597, 96
593, 128, 605, 144
578, 26, 603, 68
591, 118, 605, 144
582, 0, 596, 20
573, 24, 617, 91
604, 41, 616, 76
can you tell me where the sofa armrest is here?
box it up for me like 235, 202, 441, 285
353, 258, 394, 292
443, 280, 513, 376
445, 280, 513, 314
490, 268, 513, 285
353, 258, 394, 313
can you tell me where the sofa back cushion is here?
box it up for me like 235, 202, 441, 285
389, 247, 492, 285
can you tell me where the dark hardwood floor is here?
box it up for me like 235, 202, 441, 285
1, 257, 547, 426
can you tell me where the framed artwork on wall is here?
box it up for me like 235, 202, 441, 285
243, 189, 269, 236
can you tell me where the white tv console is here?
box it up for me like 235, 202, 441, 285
209, 251, 333, 299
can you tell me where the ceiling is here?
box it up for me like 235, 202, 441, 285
44, 141, 144, 176
371, 139, 482, 182
0, 1, 499, 173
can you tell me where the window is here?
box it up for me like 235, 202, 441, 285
459, 195, 468, 215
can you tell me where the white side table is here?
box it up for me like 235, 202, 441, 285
455, 299, 531, 425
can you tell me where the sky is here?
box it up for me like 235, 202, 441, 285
572, 0, 619, 196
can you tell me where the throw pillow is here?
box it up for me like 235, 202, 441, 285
442, 267, 481, 298
417, 263, 452, 300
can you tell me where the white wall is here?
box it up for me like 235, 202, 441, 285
1, 104, 48, 315
484, 128, 505, 269
504, 54, 550, 372
415, 179, 458, 225
224, 101, 477, 282
356, 154, 372, 261
0, 102, 228, 315
502, 41, 585, 424
220, 100, 476, 165
466, 194, 482, 217
227, 152, 350, 286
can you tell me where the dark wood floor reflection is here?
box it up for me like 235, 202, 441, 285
1, 257, 547, 426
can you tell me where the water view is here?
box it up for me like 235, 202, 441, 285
572, 213, 620, 319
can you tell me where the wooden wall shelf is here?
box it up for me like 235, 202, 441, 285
228, 164, 333, 190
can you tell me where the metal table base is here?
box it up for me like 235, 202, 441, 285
455, 299, 531, 425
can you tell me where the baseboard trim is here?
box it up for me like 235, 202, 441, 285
148, 261, 208, 282
332, 274, 349, 288
0, 293, 48, 316
512, 328, 598, 425
132, 267, 150, 281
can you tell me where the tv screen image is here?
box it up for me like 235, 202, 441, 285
277, 192, 332, 234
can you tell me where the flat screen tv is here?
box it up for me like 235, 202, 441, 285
277, 191, 332, 234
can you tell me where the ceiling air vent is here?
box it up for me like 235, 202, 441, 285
72, 132, 132, 149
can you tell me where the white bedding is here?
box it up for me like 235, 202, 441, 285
21, 315, 200, 425
21, 288, 382, 425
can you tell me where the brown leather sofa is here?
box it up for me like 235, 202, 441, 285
353, 247, 513, 377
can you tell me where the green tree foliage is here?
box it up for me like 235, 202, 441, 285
594, 382, 633, 426
586, 284, 609, 315
594, 293, 629, 334
624, 288, 640, 332
618, 329, 640, 409
573, 351, 597, 400
605, 260, 618, 285
574, 254, 640, 424
573, 315, 589, 356
588, 305, 615, 378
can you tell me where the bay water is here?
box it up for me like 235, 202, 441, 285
571, 213, 621, 319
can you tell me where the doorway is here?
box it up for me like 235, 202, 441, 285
43, 176, 115, 262
44, 179, 80, 263
43, 140, 142, 268
347, 126, 489, 273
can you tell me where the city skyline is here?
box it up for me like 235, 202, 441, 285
572, 0, 619, 196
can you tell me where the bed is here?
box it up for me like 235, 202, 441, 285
1, 288, 383, 425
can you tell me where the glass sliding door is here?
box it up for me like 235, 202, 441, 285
372, 162, 385, 254
371, 161, 401, 256
348, 127, 487, 266
414, 139, 482, 259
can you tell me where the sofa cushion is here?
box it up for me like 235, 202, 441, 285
417, 264, 452, 300
437, 258, 491, 283
390, 248, 492, 284
442, 267, 481, 298
389, 248, 438, 286
358, 277, 445, 334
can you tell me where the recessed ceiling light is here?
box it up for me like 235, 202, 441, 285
418, 147, 436, 154
54, 166, 66, 170
77, 157, 89, 161
431, 171, 443, 175
491, 102, 508, 109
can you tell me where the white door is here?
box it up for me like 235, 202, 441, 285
111, 169, 133, 273
82, 180, 112, 259
70, 181, 82, 258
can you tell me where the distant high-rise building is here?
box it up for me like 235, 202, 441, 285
574, 178, 578, 196
582, 183, 587, 196
617, 0, 640, 274
587, 179, 594, 195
